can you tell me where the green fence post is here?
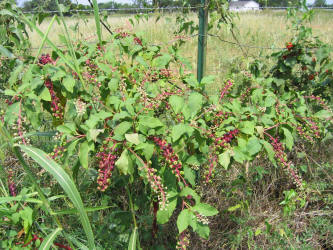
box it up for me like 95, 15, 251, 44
197, 0, 208, 83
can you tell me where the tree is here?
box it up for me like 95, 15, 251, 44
314, 0, 327, 7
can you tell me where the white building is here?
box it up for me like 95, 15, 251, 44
229, 1, 260, 12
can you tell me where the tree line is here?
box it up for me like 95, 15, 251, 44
0, 0, 331, 12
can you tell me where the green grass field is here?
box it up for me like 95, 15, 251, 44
29, 10, 333, 77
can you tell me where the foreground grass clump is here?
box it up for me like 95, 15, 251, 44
1, 2, 333, 249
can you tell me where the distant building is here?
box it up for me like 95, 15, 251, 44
229, 1, 260, 12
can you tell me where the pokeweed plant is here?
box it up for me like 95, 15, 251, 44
1, 1, 333, 249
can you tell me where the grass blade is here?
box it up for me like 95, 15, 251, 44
33, 15, 57, 64
0, 196, 42, 204
17, 144, 96, 250
53, 206, 111, 215
91, 0, 102, 43
39, 227, 62, 250
128, 227, 138, 250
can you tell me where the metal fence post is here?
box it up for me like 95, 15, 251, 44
197, 0, 208, 83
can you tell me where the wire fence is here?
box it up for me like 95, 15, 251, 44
22, 5, 333, 14
20, 5, 333, 80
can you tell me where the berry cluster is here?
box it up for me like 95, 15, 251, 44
177, 231, 190, 250
96, 139, 118, 192
7, 170, 17, 197
219, 79, 233, 102
211, 129, 239, 150
286, 42, 293, 51
134, 37, 142, 46
152, 137, 185, 184
44, 79, 63, 119
38, 54, 53, 65
139, 163, 168, 209
50, 144, 65, 161
270, 137, 302, 188
5, 95, 20, 106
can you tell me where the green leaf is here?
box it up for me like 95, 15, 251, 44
92, 0, 102, 44
0, 45, 15, 59
179, 187, 200, 204
153, 54, 172, 68
139, 116, 164, 128
39, 227, 62, 250
114, 122, 132, 139
157, 193, 178, 224
172, 124, 194, 142
188, 92, 203, 118
247, 137, 262, 156
192, 203, 218, 216
177, 209, 190, 233
194, 223, 210, 239
39, 87, 51, 101
228, 204, 241, 212
115, 149, 133, 176
128, 227, 137, 250
262, 140, 276, 164
282, 128, 293, 151
63, 76, 76, 93
169, 95, 184, 114
183, 166, 196, 186
79, 141, 91, 169
135, 143, 154, 161
125, 133, 140, 145
200, 75, 215, 86
17, 145, 95, 250
240, 121, 255, 135
87, 129, 104, 142
314, 110, 332, 119
218, 151, 231, 170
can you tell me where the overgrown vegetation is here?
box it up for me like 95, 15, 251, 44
0, 0, 332, 249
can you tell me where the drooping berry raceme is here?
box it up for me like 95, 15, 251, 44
139, 163, 168, 209
152, 137, 186, 185
44, 79, 64, 119
270, 137, 303, 188
7, 170, 17, 197
96, 139, 118, 192
177, 231, 190, 250
204, 129, 239, 183
219, 79, 234, 103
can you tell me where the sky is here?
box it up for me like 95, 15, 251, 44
16, 0, 333, 6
